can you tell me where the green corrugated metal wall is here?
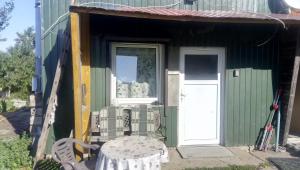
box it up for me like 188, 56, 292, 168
175, 38, 279, 147
77, 0, 275, 13
41, 0, 73, 153
170, 26, 279, 146
89, 16, 280, 146
41, 0, 283, 150
91, 37, 108, 111
224, 40, 279, 146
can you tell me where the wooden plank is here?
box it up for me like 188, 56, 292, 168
256, 46, 263, 141
165, 106, 178, 147
239, 44, 246, 145
233, 42, 240, 146
226, 42, 234, 146
103, 36, 170, 43
283, 30, 300, 145
227, 41, 234, 146
70, 12, 83, 154
261, 46, 268, 140
80, 13, 91, 142
244, 45, 251, 145
172, 107, 178, 146
250, 43, 257, 144
165, 108, 171, 146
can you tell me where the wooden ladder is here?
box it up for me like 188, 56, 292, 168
35, 30, 70, 161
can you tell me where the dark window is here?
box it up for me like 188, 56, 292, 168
185, 55, 218, 80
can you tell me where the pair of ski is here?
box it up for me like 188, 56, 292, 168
259, 89, 281, 151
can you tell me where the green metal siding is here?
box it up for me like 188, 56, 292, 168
77, 0, 274, 13
89, 17, 280, 146
165, 106, 178, 147
169, 34, 279, 146
41, 0, 73, 153
91, 37, 108, 111
224, 41, 279, 146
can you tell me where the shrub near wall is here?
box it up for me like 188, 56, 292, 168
0, 133, 33, 169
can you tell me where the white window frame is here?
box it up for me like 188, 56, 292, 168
111, 43, 163, 105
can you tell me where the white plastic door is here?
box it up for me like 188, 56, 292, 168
178, 47, 224, 146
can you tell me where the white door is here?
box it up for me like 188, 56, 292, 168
178, 47, 225, 146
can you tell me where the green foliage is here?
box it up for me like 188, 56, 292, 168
0, 27, 35, 99
0, 100, 4, 113
0, 133, 33, 169
0, 99, 17, 113
0, 0, 14, 33
7, 27, 35, 58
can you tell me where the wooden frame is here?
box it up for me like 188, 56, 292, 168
283, 29, 300, 145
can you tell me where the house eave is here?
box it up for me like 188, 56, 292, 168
69, 5, 300, 26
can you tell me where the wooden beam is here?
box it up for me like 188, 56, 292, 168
283, 29, 300, 145
103, 36, 170, 43
70, 12, 83, 154
80, 13, 91, 142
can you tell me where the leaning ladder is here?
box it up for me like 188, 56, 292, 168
35, 30, 70, 161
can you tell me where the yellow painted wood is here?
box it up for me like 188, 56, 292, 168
70, 12, 83, 155
80, 13, 91, 143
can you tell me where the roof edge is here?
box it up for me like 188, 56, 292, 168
69, 5, 300, 25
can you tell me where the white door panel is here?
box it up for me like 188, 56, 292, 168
183, 84, 218, 141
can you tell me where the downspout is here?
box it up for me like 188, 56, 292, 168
34, 0, 42, 93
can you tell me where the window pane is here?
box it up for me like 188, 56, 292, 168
185, 55, 218, 80
116, 47, 157, 98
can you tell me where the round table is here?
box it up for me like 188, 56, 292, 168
95, 136, 169, 170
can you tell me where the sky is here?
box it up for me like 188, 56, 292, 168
116, 55, 137, 82
0, 0, 35, 51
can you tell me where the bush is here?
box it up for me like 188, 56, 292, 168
0, 100, 4, 113
0, 133, 33, 169
0, 99, 16, 113
5, 99, 15, 112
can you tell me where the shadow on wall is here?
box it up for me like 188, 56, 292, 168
42, 24, 74, 153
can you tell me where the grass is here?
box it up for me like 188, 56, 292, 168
185, 165, 258, 170
0, 133, 33, 169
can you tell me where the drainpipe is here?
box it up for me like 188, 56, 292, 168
34, 0, 42, 93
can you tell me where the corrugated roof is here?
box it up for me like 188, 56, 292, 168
70, 5, 300, 25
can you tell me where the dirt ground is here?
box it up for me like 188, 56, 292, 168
0, 108, 30, 140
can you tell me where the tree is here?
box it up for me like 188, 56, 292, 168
0, 27, 35, 99
7, 27, 35, 57
0, 0, 14, 33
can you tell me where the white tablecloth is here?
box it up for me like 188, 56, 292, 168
95, 136, 169, 170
